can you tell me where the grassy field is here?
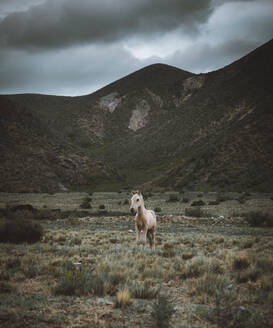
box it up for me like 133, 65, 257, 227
0, 191, 273, 327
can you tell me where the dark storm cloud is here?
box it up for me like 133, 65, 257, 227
0, 0, 212, 49
0, 0, 272, 96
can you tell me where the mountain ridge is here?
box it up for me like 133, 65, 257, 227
1, 39, 272, 192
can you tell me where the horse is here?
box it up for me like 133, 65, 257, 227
129, 191, 156, 250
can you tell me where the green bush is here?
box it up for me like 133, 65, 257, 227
166, 194, 180, 202
243, 212, 273, 227
0, 218, 43, 244
151, 293, 175, 328
54, 263, 111, 296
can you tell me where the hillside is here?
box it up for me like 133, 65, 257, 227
152, 38, 273, 192
2, 39, 273, 192
0, 97, 118, 192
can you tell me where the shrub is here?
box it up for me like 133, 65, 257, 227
123, 199, 129, 205
54, 265, 88, 296
232, 255, 250, 270
180, 257, 206, 279
191, 200, 205, 206
182, 251, 195, 260
151, 293, 175, 328
6, 204, 34, 213
235, 265, 260, 283
185, 207, 202, 218
115, 287, 132, 308
208, 200, 220, 206
243, 212, 273, 227
54, 263, 111, 296
181, 198, 189, 203
130, 280, 158, 299
189, 273, 236, 306
154, 207, 162, 213
4, 208, 34, 221
80, 198, 92, 209
166, 194, 179, 202
0, 218, 43, 244
99, 204, 106, 210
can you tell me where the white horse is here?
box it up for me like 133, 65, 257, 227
130, 191, 156, 250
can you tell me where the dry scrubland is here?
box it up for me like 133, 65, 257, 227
0, 191, 273, 327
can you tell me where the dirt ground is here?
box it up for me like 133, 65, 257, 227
0, 192, 273, 327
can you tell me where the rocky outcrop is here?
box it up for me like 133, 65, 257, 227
98, 92, 121, 113
128, 99, 151, 131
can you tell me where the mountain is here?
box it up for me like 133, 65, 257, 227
0, 97, 118, 192
1, 39, 273, 192
152, 39, 273, 192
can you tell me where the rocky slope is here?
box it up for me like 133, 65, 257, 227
152, 38, 273, 192
0, 97, 118, 192
2, 39, 273, 192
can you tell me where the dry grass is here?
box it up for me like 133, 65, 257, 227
0, 191, 273, 327
115, 287, 132, 308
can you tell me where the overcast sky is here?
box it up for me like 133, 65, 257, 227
0, 0, 272, 96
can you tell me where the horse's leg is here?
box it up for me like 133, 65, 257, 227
143, 226, 148, 248
152, 226, 156, 251
147, 230, 153, 249
135, 222, 140, 244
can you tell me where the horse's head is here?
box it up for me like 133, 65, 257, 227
130, 191, 143, 215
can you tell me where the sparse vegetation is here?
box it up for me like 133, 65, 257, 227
0, 191, 272, 327
130, 280, 159, 299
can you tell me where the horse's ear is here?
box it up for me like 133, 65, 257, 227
131, 190, 136, 195
137, 190, 142, 195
